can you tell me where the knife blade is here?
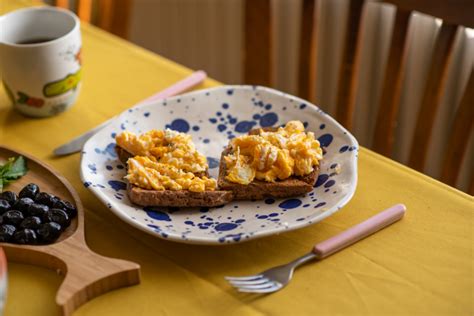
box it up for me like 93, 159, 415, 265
53, 70, 207, 156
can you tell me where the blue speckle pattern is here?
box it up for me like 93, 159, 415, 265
318, 134, 334, 148
259, 112, 278, 127
278, 199, 302, 209
235, 121, 256, 133
94, 143, 117, 158
215, 223, 238, 231
144, 207, 172, 221
88, 163, 97, 174
166, 118, 190, 133
264, 198, 275, 204
207, 157, 220, 169
108, 180, 126, 191
81, 85, 358, 244
324, 180, 336, 188
314, 174, 329, 188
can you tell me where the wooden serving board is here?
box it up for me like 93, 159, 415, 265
0, 146, 141, 315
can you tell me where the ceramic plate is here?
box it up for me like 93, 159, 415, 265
80, 86, 358, 244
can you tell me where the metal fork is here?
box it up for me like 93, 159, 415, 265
226, 204, 406, 293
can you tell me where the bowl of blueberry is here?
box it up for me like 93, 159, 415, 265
0, 147, 141, 315
0, 183, 77, 245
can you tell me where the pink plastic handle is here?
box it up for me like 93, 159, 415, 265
313, 204, 406, 258
138, 70, 207, 105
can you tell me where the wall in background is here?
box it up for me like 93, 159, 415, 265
129, 0, 243, 84
126, 0, 473, 192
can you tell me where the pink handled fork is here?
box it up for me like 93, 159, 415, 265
226, 204, 406, 293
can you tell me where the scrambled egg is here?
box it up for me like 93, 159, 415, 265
126, 156, 216, 192
116, 129, 216, 192
224, 120, 323, 185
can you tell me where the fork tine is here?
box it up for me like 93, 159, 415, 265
237, 284, 282, 293
232, 282, 277, 290
224, 275, 263, 281
227, 278, 270, 286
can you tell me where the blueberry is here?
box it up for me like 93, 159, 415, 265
0, 224, 16, 242
37, 222, 62, 243
2, 210, 24, 226
14, 197, 34, 213
0, 191, 18, 205
53, 199, 77, 218
12, 228, 37, 244
19, 183, 40, 200
0, 200, 11, 214
44, 209, 70, 228
20, 216, 42, 230
28, 203, 49, 217
35, 192, 59, 208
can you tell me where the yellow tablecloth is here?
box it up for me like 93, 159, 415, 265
1, 1, 473, 315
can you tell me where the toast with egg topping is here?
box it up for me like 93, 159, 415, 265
218, 121, 322, 200
115, 129, 232, 207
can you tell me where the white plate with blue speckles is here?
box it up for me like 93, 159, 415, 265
80, 85, 358, 245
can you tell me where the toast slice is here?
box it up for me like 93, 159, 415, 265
126, 184, 232, 207
217, 127, 320, 200
115, 146, 232, 207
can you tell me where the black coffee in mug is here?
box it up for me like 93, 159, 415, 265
17, 37, 57, 45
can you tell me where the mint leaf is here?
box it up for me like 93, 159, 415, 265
3, 156, 27, 179
0, 158, 13, 177
0, 156, 28, 192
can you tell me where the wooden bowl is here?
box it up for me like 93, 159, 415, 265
0, 146, 140, 315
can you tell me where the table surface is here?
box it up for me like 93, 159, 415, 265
1, 1, 473, 315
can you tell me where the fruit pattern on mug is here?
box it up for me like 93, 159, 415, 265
75, 47, 82, 65
4, 44, 82, 110
60, 45, 81, 64
43, 68, 82, 97
16, 91, 45, 108
0, 183, 77, 244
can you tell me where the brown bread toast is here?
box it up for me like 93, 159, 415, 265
217, 127, 320, 200
115, 146, 232, 207
126, 184, 232, 207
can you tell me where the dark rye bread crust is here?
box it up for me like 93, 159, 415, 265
217, 127, 320, 200
127, 184, 232, 207
115, 146, 232, 207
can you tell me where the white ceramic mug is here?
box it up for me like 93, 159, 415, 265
0, 7, 82, 117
